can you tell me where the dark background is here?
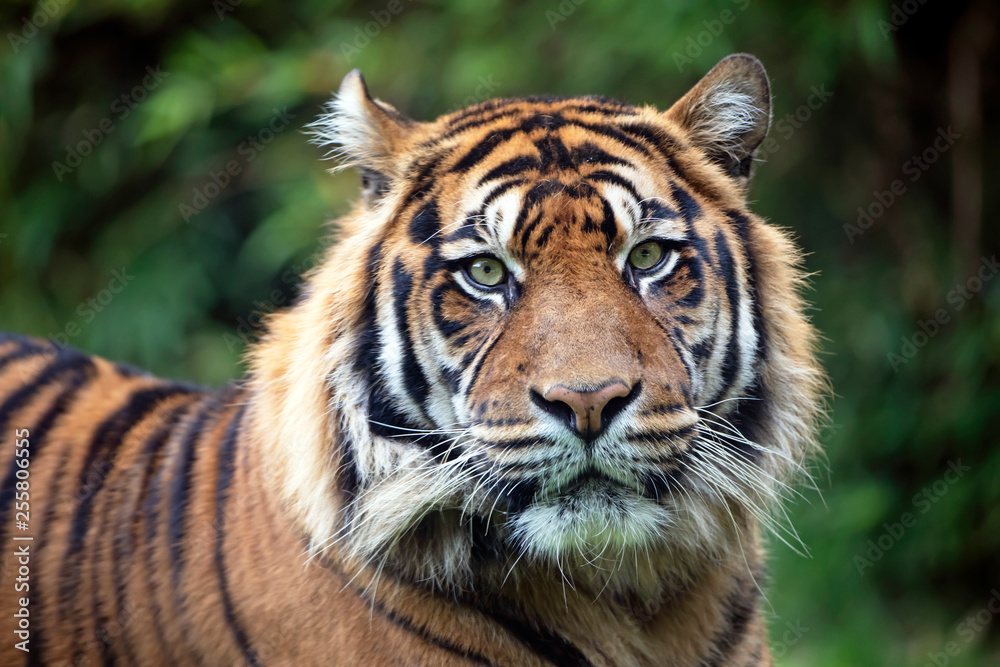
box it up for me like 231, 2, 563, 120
1, 1, 998, 663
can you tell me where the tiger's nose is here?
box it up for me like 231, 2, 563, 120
531, 381, 638, 442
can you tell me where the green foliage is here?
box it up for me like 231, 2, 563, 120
1, 1, 997, 663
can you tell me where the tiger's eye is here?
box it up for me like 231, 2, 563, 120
628, 241, 664, 271
468, 256, 507, 287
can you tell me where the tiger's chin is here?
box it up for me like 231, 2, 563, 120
499, 476, 743, 597
511, 478, 668, 560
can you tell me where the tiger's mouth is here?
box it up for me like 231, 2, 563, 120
543, 467, 632, 499
524, 464, 650, 514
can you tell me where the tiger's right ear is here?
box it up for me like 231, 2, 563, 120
664, 54, 771, 186
311, 70, 417, 206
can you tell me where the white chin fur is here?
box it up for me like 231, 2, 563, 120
510, 480, 670, 561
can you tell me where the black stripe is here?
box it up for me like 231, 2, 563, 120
478, 178, 526, 212
378, 602, 496, 666
447, 217, 490, 243
535, 223, 555, 249
441, 106, 525, 140
511, 180, 564, 238
699, 576, 759, 667
498, 476, 539, 515
391, 259, 432, 420
520, 112, 568, 133
168, 397, 223, 589
481, 437, 541, 450
571, 120, 651, 157
519, 209, 545, 252
570, 142, 631, 168
6, 362, 94, 667
724, 212, 770, 447
598, 197, 619, 247
353, 242, 384, 376
617, 122, 680, 159
409, 200, 442, 246
59, 384, 199, 649
323, 554, 498, 667
401, 154, 445, 204
669, 184, 714, 273
213, 405, 261, 666
673, 255, 705, 307
336, 430, 361, 509
140, 399, 217, 665
431, 282, 472, 338
0, 336, 49, 373
451, 127, 520, 173
367, 381, 429, 440
691, 338, 715, 364
466, 327, 505, 390
535, 135, 573, 172
586, 169, 641, 204
479, 155, 540, 185
0, 350, 95, 544
728, 210, 767, 364
32, 445, 76, 667
477, 606, 593, 667
712, 229, 742, 404
110, 399, 194, 667
626, 425, 695, 443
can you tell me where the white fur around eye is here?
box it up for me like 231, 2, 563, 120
634, 248, 681, 296
453, 268, 507, 307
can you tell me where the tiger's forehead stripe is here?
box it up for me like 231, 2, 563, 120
400, 113, 701, 258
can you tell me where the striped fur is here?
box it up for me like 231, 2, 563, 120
0, 54, 825, 666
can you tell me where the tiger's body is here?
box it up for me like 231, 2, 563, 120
1, 54, 825, 666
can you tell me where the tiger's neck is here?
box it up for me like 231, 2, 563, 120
185, 393, 772, 666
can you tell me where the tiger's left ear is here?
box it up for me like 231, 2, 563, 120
311, 70, 417, 206
664, 54, 771, 185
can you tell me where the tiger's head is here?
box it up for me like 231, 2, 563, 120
251, 54, 825, 600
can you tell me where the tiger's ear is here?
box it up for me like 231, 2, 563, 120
664, 54, 771, 185
312, 70, 417, 206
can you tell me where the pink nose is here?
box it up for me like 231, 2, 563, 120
539, 382, 634, 440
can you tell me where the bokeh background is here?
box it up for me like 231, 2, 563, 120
1, 0, 998, 664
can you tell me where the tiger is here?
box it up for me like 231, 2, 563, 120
0, 53, 825, 666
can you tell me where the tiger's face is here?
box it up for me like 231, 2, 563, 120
290, 55, 823, 594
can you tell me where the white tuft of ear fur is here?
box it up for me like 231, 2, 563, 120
307, 70, 416, 204
666, 54, 771, 181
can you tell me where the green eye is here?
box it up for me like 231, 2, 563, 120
628, 241, 664, 271
467, 256, 507, 287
